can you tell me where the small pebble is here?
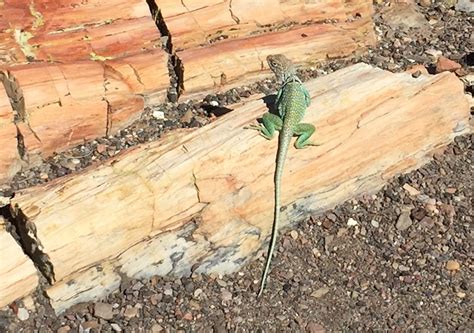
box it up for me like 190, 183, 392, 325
418, 0, 431, 7
425, 48, 442, 61
290, 230, 299, 240
399, 265, 410, 272
16, 308, 29, 321
456, 292, 466, 298
194, 288, 204, 299
403, 183, 420, 196
436, 56, 462, 73
110, 323, 122, 332
446, 260, 460, 271
57, 326, 71, 333
96, 144, 107, 154
396, 212, 413, 231
180, 109, 194, 123
94, 302, 114, 320
216, 279, 227, 287
123, 306, 139, 319
183, 312, 193, 321
311, 287, 330, 299
347, 218, 358, 227
322, 219, 333, 229
425, 203, 439, 214
306, 322, 326, 333
221, 290, 232, 302
445, 187, 457, 194
151, 323, 164, 332
163, 287, 173, 296
152, 110, 165, 120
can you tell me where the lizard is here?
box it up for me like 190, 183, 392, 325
246, 54, 320, 297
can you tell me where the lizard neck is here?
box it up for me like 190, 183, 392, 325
281, 73, 302, 86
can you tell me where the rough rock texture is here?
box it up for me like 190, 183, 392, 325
0, 0, 170, 183
154, 0, 373, 50
4, 55, 169, 166
8, 63, 471, 314
0, 0, 158, 65
0, 217, 39, 308
178, 19, 375, 100
0, 84, 20, 183
166, 0, 376, 99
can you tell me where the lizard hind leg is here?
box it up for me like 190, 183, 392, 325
293, 123, 321, 148
245, 112, 282, 140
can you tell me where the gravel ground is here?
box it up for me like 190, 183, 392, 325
1, 1, 473, 332
3, 125, 472, 333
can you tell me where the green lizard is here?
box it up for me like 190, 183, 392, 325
246, 54, 320, 297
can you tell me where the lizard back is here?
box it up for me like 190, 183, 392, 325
278, 81, 308, 128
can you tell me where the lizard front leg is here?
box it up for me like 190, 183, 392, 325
245, 112, 282, 140
293, 123, 322, 148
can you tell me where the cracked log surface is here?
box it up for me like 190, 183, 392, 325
178, 20, 374, 100
0, 0, 159, 64
2, 55, 168, 165
0, 0, 169, 182
155, 0, 373, 50
0, 84, 20, 183
160, 0, 375, 99
0, 217, 39, 308
7, 64, 471, 313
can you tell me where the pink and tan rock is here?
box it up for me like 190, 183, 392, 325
0, 216, 39, 308
436, 56, 462, 73
154, 0, 373, 50
0, 82, 21, 183
0, 0, 159, 64
381, 1, 429, 29
0, 0, 170, 179
406, 64, 429, 75
1, 52, 169, 169
10, 62, 109, 163
9, 64, 471, 314
178, 19, 375, 99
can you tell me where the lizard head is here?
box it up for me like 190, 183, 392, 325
266, 54, 297, 83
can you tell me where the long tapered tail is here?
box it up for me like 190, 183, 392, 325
258, 130, 291, 297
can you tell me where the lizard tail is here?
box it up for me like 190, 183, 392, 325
258, 131, 290, 297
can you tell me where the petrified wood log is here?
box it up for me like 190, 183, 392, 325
0, 84, 20, 183
155, 0, 373, 50
164, 0, 376, 99
178, 19, 375, 100
0, 216, 39, 308
0, 0, 159, 64
8, 64, 471, 313
1, 51, 169, 166
0, 0, 170, 180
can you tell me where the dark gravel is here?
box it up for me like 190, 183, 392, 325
1, 1, 473, 332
